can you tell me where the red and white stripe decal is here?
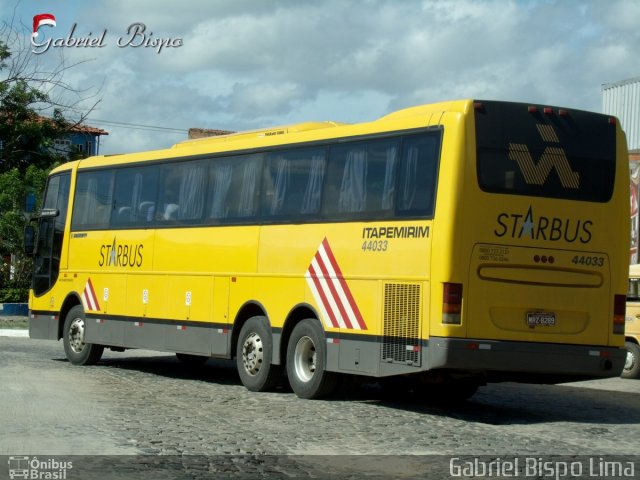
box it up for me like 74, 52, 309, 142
305, 238, 367, 330
82, 278, 100, 312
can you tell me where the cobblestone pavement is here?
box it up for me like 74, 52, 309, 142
1, 336, 639, 478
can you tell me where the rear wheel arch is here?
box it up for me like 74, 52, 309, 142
231, 301, 268, 358
279, 304, 321, 365
286, 317, 338, 399
235, 314, 282, 392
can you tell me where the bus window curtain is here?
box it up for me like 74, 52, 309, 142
179, 163, 206, 220
210, 164, 233, 219
130, 173, 142, 222
81, 178, 98, 225
270, 156, 290, 215
301, 154, 326, 214
338, 149, 367, 213
399, 146, 419, 210
238, 159, 260, 217
381, 146, 398, 210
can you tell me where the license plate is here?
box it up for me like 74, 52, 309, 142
527, 312, 556, 327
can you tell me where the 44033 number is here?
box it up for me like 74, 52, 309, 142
362, 240, 388, 252
571, 255, 605, 267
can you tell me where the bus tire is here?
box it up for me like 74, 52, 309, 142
63, 305, 104, 365
176, 353, 209, 365
622, 341, 640, 379
286, 319, 338, 399
236, 316, 281, 392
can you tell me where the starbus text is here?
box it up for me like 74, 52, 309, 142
494, 207, 592, 244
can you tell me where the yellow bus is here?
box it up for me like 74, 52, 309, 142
624, 264, 640, 378
27, 99, 629, 399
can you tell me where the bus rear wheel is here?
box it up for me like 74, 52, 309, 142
622, 341, 640, 379
286, 319, 338, 399
63, 305, 104, 365
236, 316, 281, 392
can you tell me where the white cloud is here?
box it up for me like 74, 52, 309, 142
2, 0, 639, 154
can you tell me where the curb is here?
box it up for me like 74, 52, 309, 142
0, 329, 28, 338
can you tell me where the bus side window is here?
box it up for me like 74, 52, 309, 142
72, 170, 114, 230
323, 138, 398, 218
365, 140, 398, 213
323, 144, 371, 216
112, 166, 158, 227
209, 155, 262, 222
262, 148, 326, 218
397, 134, 441, 218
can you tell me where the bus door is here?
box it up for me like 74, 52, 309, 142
32, 173, 71, 297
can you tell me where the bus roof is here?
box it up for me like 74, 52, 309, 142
55, 98, 616, 176
172, 121, 348, 149
47, 99, 474, 174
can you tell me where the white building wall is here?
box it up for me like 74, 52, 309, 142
602, 76, 640, 151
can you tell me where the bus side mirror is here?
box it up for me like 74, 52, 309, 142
24, 225, 35, 256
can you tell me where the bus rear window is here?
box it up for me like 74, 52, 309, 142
475, 100, 616, 202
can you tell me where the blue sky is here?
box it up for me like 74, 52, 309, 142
1, 0, 639, 155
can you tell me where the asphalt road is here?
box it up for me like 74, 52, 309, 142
1, 335, 639, 478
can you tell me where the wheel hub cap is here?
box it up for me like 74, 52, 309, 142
242, 332, 263, 376
625, 350, 635, 371
294, 336, 316, 383
68, 318, 86, 353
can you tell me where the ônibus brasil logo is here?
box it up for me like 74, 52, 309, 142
30, 11, 183, 54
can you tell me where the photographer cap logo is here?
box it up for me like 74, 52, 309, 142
32, 13, 56, 38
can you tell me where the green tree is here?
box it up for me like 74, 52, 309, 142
0, 21, 99, 300
0, 165, 50, 301
0, 36, 70, 172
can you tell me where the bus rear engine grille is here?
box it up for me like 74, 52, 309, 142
382, 283, 422, 366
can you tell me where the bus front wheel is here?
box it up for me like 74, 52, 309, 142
286, 319, 338, 399
236, 316, 281, 392
63, 305, 104, 365
622, 341, 640, 379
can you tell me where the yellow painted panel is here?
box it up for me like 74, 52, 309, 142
161, 275, 213, 322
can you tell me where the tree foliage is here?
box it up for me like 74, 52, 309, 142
0, 16, 98, 300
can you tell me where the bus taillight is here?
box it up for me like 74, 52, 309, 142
613, 294, 626, 334
443, 282, 462, 325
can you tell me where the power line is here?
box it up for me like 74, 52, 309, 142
85, 118, 189, 134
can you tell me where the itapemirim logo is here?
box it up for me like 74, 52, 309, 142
30, 9, 183, 55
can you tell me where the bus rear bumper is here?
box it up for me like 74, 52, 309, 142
427, 337, 626, 378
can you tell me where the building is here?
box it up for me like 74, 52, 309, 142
52, 122, 109, 158
188, 128, 235, 140
602, 76, 640, 263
